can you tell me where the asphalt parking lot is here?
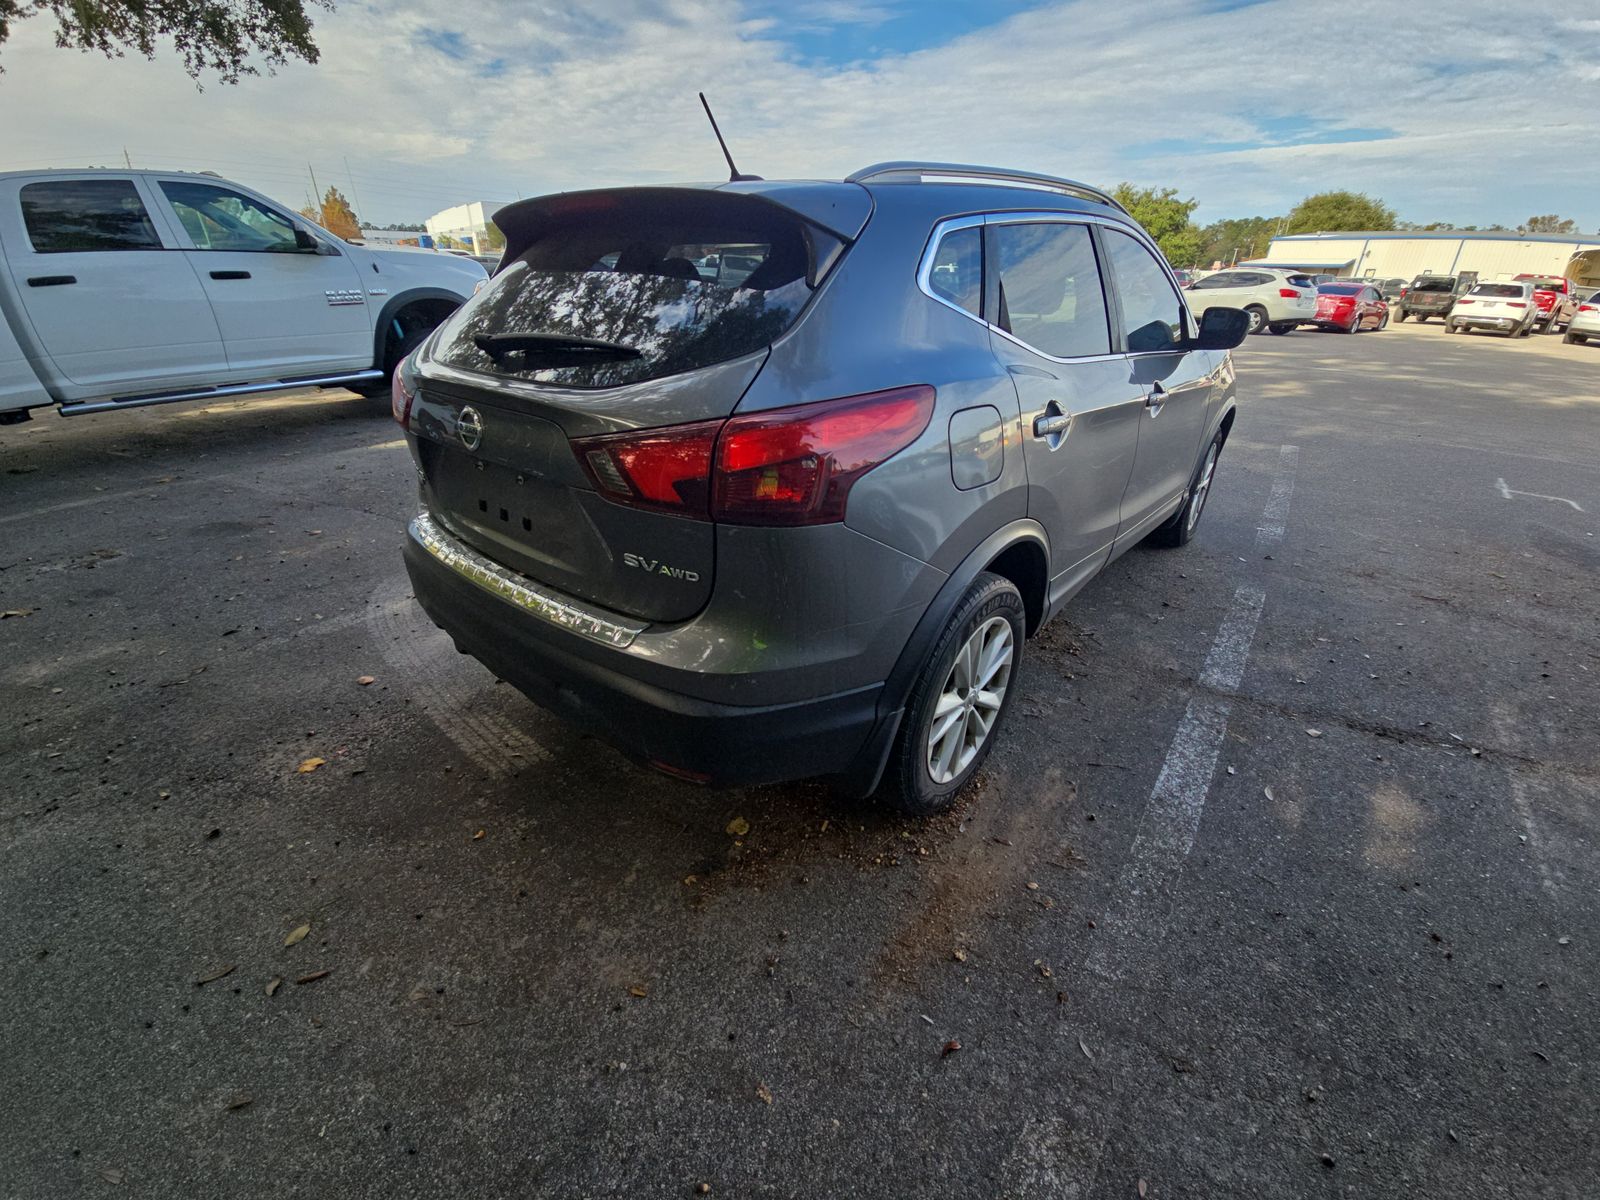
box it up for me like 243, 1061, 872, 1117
2, 319, 1596, 1199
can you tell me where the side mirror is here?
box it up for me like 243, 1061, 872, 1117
1190, 306, 1250, 350
293, 227, 321, 253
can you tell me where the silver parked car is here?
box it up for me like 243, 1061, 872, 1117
396, 162, 1246, 814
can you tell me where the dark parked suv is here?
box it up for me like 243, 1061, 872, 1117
395, 162, 1245, 813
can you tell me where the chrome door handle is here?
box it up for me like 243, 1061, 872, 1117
1032, 402, 1071, 450
1145, 383, 1167, 417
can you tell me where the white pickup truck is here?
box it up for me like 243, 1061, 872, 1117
0, 169, 487, 423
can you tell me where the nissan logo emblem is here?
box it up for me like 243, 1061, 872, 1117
457, 406, 484, 452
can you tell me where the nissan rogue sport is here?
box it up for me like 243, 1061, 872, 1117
395, 162, 1246, 814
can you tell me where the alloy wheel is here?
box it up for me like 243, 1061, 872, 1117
1187, 442, 1219, 534
925, 616, 1014, 784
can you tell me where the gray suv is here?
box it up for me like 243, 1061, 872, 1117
396, 162, 1245, 814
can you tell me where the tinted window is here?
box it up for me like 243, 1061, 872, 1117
1320, 284, 1362, 296
993, 222, 1110, 358
1188, 272, 1236, 290
21, 180, 161, 253
1412, 278, 1454, 292
1236, 272, 1273, 286
1285, 274, 1317, 289
927, 226, 982, 316
160, 181, 304, 253
1102, 229, 1186, 353
432, 194, 836, 388
1470, 283, 1525, 298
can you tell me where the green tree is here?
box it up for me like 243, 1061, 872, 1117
1283, 191, 1397, 235
1197, 216, 1280, 267
1520, 214, 1577, 235
481, 220, 506, 252
0, 0, 330, 82
1112, 183, 1203, 268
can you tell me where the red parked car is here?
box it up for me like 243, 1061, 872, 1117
1512, 274, 1577, 333
1310, 282, 1389, 333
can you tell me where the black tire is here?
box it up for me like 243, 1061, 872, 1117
1378, 310, 1390, 330
882, 573, 1025, 817
1565, 331, 1586, 345
1150, 430, 1222, 549
1344, 312, 1361, 333
1414, 313, 1427, 323
1266, 322, 1295, 335
1244, 305, 1269, 335
1396, 310, 1408, 322
1447, 321, 1463, 334
354, 308, 450, 400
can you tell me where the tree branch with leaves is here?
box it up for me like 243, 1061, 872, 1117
0, 0, 331, 83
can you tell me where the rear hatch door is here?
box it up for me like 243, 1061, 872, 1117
410, 186, 860, 624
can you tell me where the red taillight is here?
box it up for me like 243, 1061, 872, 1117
713, 385, 935, 526
1279, 288, 1300, 298
1508, 301, 1527, 308
572, 420, 720, 516
1455, 299, 1474, 305
391, 365, 415, 429
1580, 304, 1597, 313
569, 385, 936, 526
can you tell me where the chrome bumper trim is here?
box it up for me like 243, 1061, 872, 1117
408, 513, 645, 649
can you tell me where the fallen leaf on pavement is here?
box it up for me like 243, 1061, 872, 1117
194, 964, 236, 985
1305, 729, 1323, 738
284, 923, 311, 947
1079, 1037, 1094, 1060
224, 1094, 253, 1111
725, 816, 750, 836
1138, 1181, 1148, 1198
1264, 787, 1275, 802
941, 1039, 961, 1058
356, 675, 376, 686
952, 948, 968, 963
295, 757, 325, 774
295, 969, 332, 986
265, 977, 283, 997
472, 829, 485, 840
0, 609, 33, 619
756, 1082, 773, 1105
628, 984, 648, 998
1026, 881, 1040, 891
99, 1168, 125, 1185
1558, 936, 1571, 946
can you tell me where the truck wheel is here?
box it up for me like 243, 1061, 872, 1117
1244, 305, 1268, 335
883, 573, 1025, 816
355, 301, 458, 400
1413, 313, 1427, 323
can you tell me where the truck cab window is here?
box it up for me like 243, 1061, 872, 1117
21, 180, 162, 253
159, 181, 307, 253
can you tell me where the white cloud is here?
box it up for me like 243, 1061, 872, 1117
0, 0, 1594, 229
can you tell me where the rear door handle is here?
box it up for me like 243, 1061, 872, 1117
27, 275, 76, 287
1032, 402, 1071, 450
209, 270, 251, 280
1145, 382, 1167, 417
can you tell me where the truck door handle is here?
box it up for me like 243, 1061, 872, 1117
209, 270, 252, 280
27, 275, 76, 287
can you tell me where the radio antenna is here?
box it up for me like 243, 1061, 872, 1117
698, 92, 762, 182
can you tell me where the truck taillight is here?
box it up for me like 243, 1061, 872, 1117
570, 385, 936, 526
391, 364, 415, 430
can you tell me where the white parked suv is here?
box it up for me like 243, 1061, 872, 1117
1445, 281, 1538, 338
0, 170, 486, 424
1182, 267, 1318, 335
1562, 291, 1600, 345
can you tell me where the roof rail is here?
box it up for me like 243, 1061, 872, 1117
845, 161, 1126, 213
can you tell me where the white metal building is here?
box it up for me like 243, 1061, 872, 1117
1245, 230, 1600, 288
424, 200, 512, 252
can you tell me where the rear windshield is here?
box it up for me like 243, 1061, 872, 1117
1522, 278, 1564, 291
1319, 284, 1361, 295
431, 195, 839, 388
1285, 274, 1316, 289
1411, 278, 1453, 292
1470, 283, 1524, 298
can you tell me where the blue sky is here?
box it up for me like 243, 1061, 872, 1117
0, 0, 1596, 231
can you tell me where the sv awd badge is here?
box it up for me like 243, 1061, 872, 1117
623, 552, 700, 582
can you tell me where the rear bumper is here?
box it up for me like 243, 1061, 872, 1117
403, 519, 891, 788
1452, 313, 1524, 330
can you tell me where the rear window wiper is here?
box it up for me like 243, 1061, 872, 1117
473, 332, 642, 366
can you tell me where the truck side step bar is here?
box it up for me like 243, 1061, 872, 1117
58, 370, 386, 416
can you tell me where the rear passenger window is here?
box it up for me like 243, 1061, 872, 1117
927, 226, 982, 316
993, 222, 1110, 358
20, 180, 162, 253
1189, 272, 1235, 290
1102, 230, 1187, 353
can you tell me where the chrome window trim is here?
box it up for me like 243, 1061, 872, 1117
918, 210, 1197, 365
409, 512, 646, 649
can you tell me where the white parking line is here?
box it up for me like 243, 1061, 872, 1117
1491, 706, 1563, 901
1254, 444, 1300, 548
1082, 585, 1265, 982
1495, 478, 1584, 512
